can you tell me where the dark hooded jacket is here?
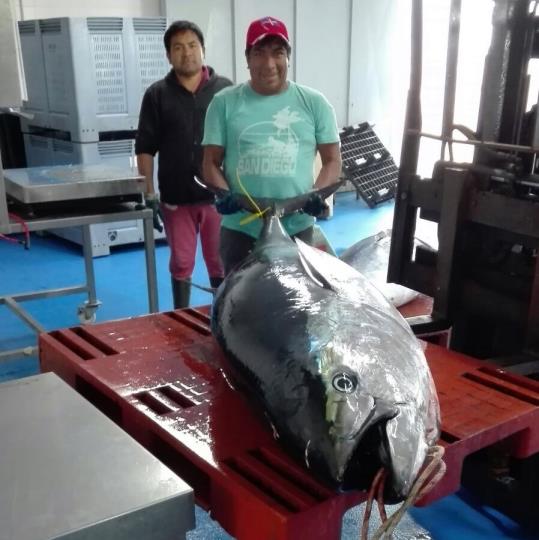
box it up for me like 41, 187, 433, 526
135, 67, 231, 205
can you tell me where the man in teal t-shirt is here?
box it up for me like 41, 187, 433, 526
202, 15, 341, 273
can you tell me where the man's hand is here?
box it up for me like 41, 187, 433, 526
215, 192, 242, 215
145, 193, 163, 232
302, 193, 329, 218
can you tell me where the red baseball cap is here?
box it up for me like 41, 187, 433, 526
246, 16, 290, 49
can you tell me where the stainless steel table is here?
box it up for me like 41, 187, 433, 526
0, 164, 159, 362
0, 205, 158, 361
0, 372, 195, 540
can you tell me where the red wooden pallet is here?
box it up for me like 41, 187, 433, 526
39, 306, 539, 539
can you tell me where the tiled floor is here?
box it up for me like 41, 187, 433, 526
0, 192, 535, 539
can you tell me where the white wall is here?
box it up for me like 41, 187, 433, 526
10, 0, 507, 178
163, 0, 236, 83
295, 0, 351, 138
162, 0, 412, 158
350, 0, 410, 158
12, 0, 412, 159
16, 0, 161, 19
13, 0, 495, 173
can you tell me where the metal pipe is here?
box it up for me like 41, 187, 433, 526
82, 224, 98, 305
0, 286, 88, 303
142, 211, 158, 313
0, 154, 9, 234
400, 0, 423, 174
0, 346, 37, 363
3, 296, 45, 334
408, 129, 539, 153
387, 0, 423, 285
440, 0, 462, 161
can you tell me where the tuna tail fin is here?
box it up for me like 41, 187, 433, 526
211, 181, 345, 218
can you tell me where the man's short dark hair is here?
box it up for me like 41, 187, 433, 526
245, 36, 291, 58
164, 20, 204, 53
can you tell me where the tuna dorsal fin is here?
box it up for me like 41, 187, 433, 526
257, 214, 295, 246
295, 239, 335, 291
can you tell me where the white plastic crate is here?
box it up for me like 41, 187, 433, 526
18, 17, 170, 142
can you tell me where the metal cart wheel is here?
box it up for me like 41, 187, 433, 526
77, 301, 100, 325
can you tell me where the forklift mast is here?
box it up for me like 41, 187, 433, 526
389, 0, 539, 371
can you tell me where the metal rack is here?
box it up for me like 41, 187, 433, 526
339, 123, 399, 207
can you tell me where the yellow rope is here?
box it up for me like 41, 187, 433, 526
235, 169, 271, 225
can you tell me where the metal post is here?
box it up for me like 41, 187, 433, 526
0, 153, 9, 234
527, 257, 539, 353
142, 211, 158, 313
81, 224, 98, 305
433, 168, 468, 320
387, 0, 423, 285
474, 0, 513, 160
440, 0, 462, 161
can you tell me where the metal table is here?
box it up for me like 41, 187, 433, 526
0, 372, 195, 540
3, 163, 146, 204
0, 163, 158, 362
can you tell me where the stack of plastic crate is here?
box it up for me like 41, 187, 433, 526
18, 17, 169, 255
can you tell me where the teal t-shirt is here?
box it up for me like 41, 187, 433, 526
202, 81, 339, 238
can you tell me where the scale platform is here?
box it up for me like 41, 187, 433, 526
0, 372, 194, 540
4, 163, 145, 205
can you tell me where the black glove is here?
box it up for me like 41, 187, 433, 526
145, 194, 163, 233
302, 193, 329, 218
215, 193, 242, 215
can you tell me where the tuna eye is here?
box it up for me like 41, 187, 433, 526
332, 372, 357, 394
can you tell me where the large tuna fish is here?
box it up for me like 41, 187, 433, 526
211, 187, 440, 502
339, 229, 435, 307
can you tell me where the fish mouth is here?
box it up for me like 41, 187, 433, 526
328, 400, 406, 501
336, 419, 423, 504
331, 397, 397, 465
337, 421, 399, 497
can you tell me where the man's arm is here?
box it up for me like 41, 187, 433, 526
136, 153, 155, 194
136, 152, 162, 231
314, 142, 342, 189
202, 145, 230, 190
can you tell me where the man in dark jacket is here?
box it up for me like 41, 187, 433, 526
136, 20, 232, 308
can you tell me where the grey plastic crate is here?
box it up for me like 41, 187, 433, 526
23, 133, 53, 167
18, 20, 49, 114
18, 17, 170, 142
52, 138, 136, 167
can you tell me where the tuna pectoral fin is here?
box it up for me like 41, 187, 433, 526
383, 405, 429, 500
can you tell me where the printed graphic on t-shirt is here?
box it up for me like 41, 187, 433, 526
237, 107, 301, 177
